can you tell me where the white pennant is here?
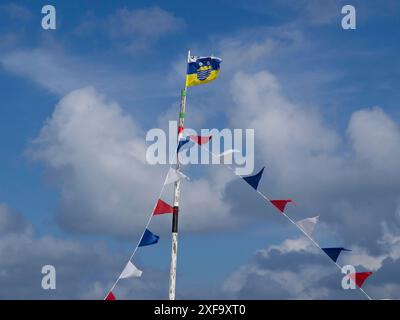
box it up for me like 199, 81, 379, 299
165, 168, 189, 185
296, 216, 319, 236
212, 149, 240, 159
119, 261, 142, 279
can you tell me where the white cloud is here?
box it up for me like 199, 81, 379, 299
218, 62, 400, 298
226, 67, 400, 248
30, 86, 162, 236
228, 70, 343, 198
76, 6, 185, 52
348, 107, 400, 172
222, 237, 337, 299
2, 9, 400, 298
0, 203, 123, 299
342, 246, 385, 271
222, 235, 400, 299
30, 87, 237, 237
0, 48, 156, 97
179, 175, 236, 231
1, 49, 80, 95
263, 237, 318, 255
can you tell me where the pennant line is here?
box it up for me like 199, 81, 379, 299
198, 144, 373, 300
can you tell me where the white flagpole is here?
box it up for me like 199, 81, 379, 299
168, 50, 190, 300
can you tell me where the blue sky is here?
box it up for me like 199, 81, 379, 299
1, 0, 400, 299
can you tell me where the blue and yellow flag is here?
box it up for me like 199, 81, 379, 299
186, 55, 222, 87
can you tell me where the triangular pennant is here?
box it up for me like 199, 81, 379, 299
153, 199, 174, 215
139, 229, 160, 247
165, 168, 189, 185
242, 167, 265, 190
213, 149, 240, 158
190, 135, 212, 145
105, 291, 116, 300
322, 247, 351, 263
296, 216, 319, 236
177, 138, 190, 152
120, 261, 143, 279
349, 272, 373, 288
270, 199, 294, 213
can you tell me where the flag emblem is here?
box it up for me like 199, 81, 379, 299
197, 62, 212, 81
186, 55, 222, 87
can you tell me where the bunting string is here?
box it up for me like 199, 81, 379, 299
200, 144, 373, 300
104, 151, 185, 299
104, 172, 168, 299
105, 137, 374, 300
104, 52, 376, 300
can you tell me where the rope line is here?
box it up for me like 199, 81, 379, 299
202, 145, 373, 300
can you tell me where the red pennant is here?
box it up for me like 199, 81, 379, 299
105, 291, 116, 300
190, 135, 212, 145
349, 272, 373, 288
270, 199, 294, 213
153, 199, 174, 215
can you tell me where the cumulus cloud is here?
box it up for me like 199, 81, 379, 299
0, 203, 112, 299
217, 63, 400, 298
222, 236, 400, 300
30, 87, 162, 236
348, 107, 400, 172
29, 87, 236, 237
230, 70, 340, 162
0, 202, 174, 299
222, 237, 342, 299
2, 5, 399, 298
160, 23, 400, 297
224, 67, 400, 251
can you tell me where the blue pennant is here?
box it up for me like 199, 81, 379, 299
139, 229, 160, 247
177, 139, 189, 152
242, 167, 265, 190
322, 247, 351, 262
177, 137, 194, 153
